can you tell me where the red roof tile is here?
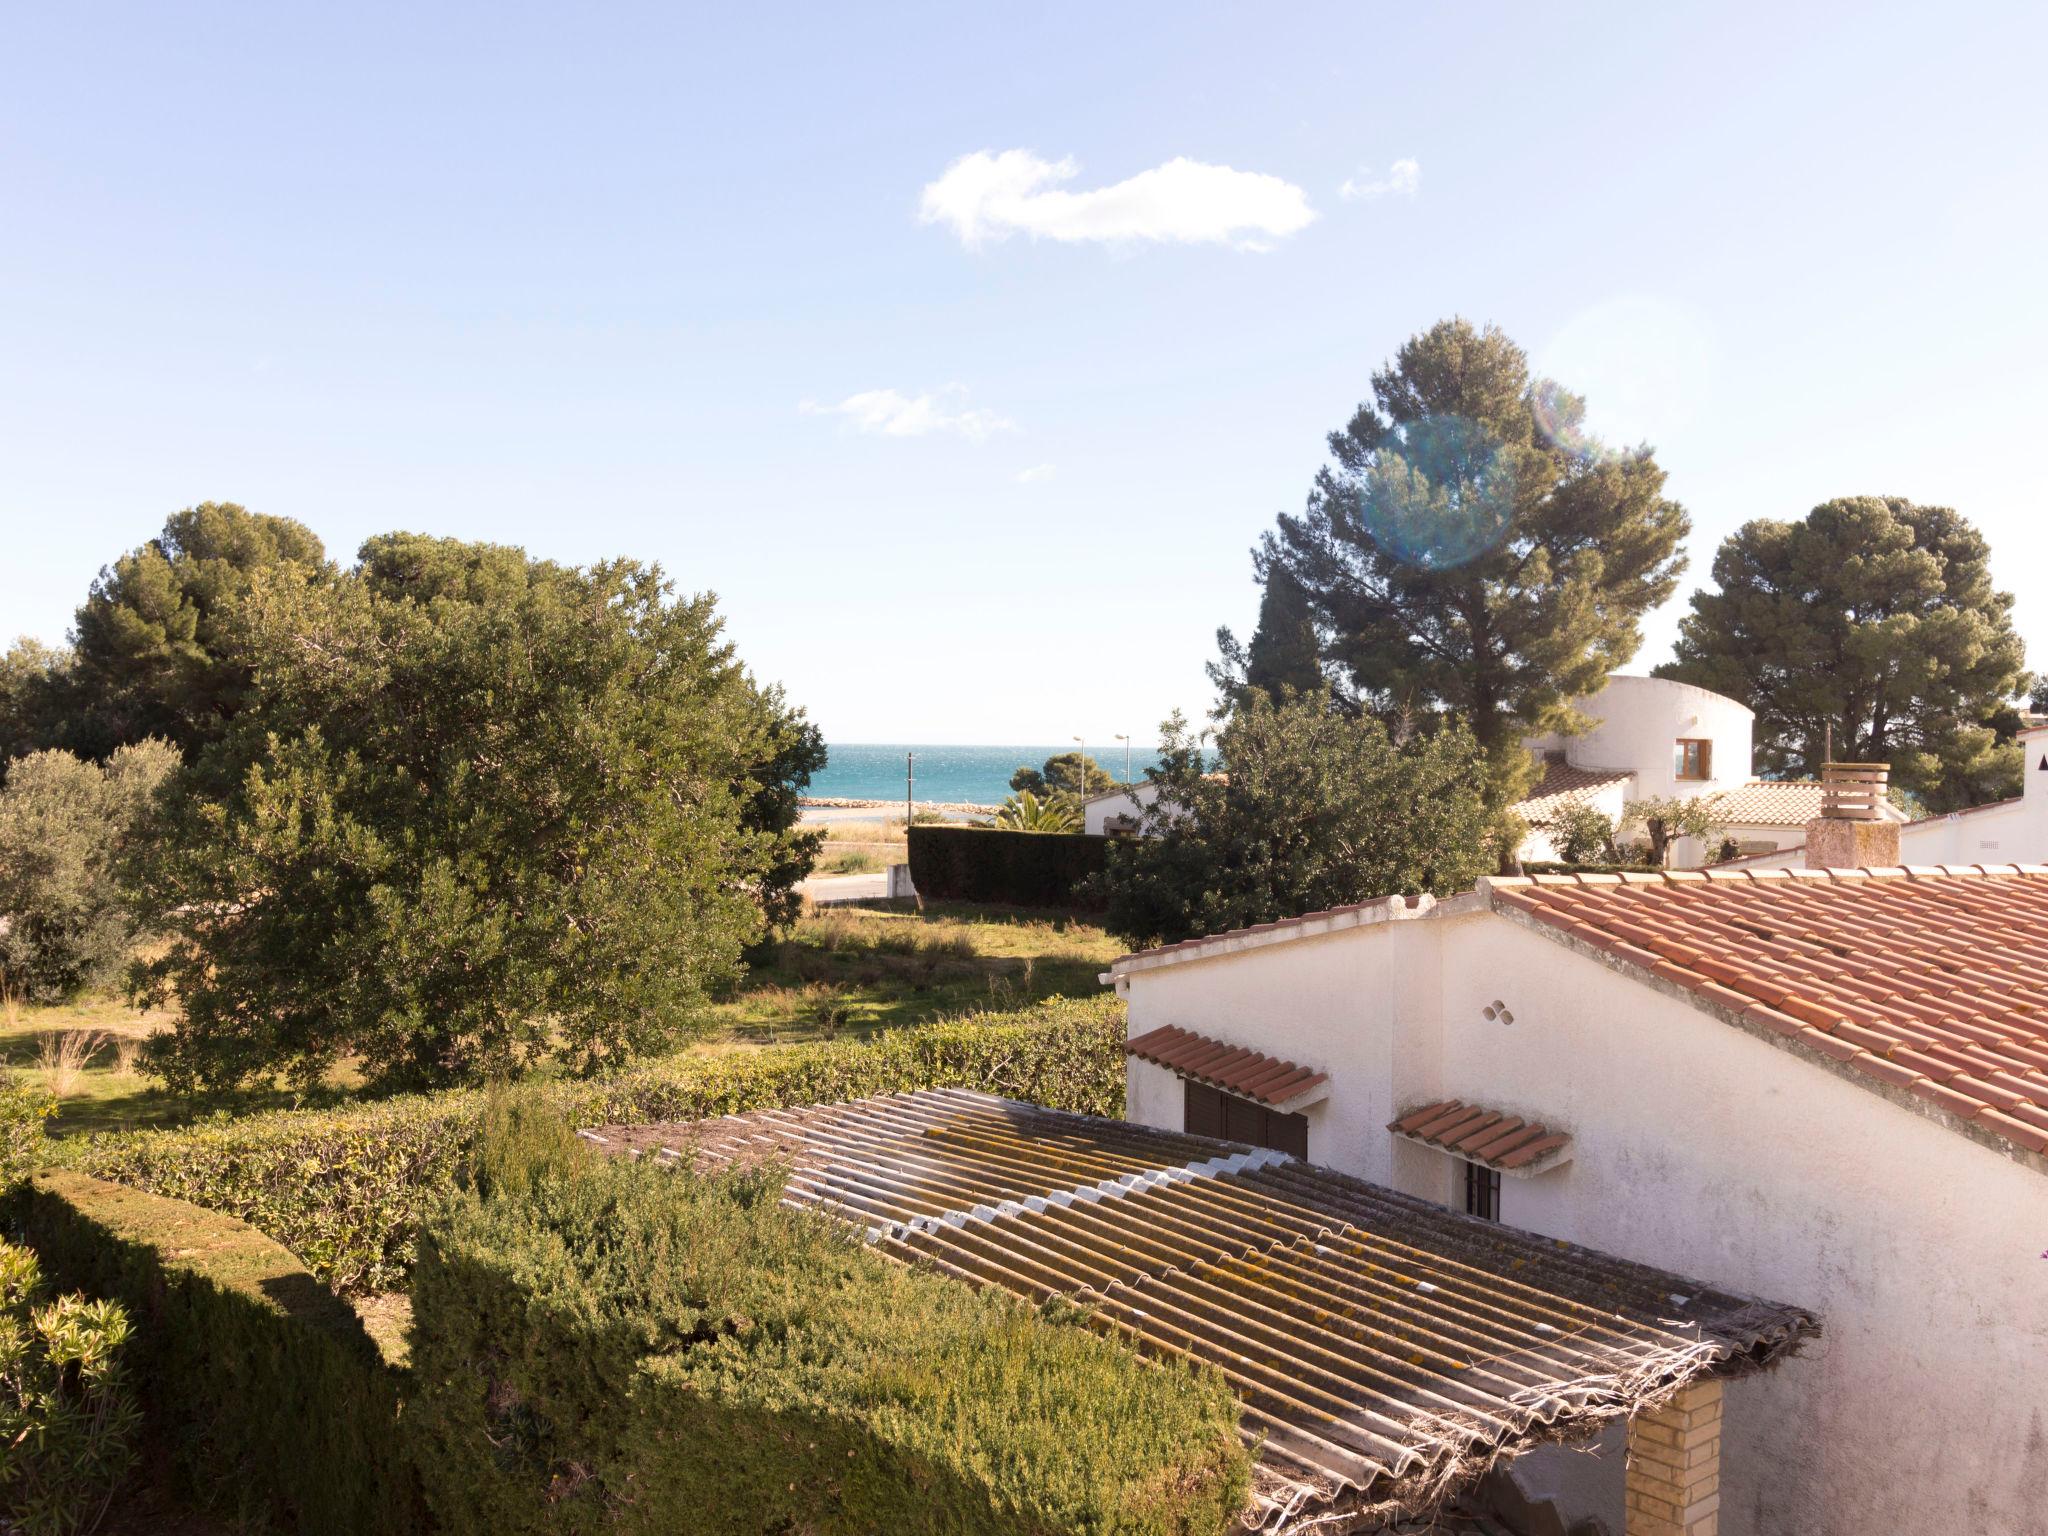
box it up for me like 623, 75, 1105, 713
1489, 866, 2048, 1160
1125, 1024, 1330, 1110
1389, 1100, 1574, 1172
1511, 761, 1634, 824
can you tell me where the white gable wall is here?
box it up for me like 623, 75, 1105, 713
1117, 907, 2048, 1535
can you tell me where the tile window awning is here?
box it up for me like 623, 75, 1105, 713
585, 1090, 1816, 1532
1389, 1101, 1573, 1176
1125, 1024, 1331, 1112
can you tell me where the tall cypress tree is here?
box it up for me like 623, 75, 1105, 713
1257, 319, 1690, 795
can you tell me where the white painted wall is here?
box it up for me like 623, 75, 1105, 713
1117, 904, 2048, 1535
1083, 782, 1158, 836
1525, 675, 1755, 800
1520, 675, 1759, 868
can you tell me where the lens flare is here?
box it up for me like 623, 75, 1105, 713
1350, 414, 1516, 570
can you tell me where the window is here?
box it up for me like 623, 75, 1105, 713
1462, 1159, 1501, 1222
1184, 1081, 1308, 1159
1674, 738, 1713, 781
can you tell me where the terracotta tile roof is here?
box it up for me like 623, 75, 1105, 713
1512, 761, 1634, 824
1389, 1100, 1572, 1173
1125, 1024, 1329, 1111
1487, 866, 2048, 1161
584, 1090, 1815, 1531
1701, 779, 1828, 825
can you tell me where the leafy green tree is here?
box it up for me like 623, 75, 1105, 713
1095, 691, 1494, 947
66, 503, 327, 761
0, 742, 178, 1004
0, 640, 81, 776
2033, 679, 2048, 716
1620, 795, 1723, 869
1010, 752, 1113, 798
1255, 319, 1690, 797
993, 790, 1082, 833
128, 540, 794, 1093
1654, 497, 2030, 810
352, 531, 824, 935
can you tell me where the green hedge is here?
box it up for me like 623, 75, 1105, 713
67, 996, 1126, 1295
7, 1171, 421, 1535
909, 825, 1110, 909
408, 1097, 1248, 1536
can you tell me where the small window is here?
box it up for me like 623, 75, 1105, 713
1674, 738, 1712, 781
1463, 1159, 1501, 1222
1185, 1081, 1308, 1159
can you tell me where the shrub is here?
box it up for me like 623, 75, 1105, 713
68, 997, 1127, 1295
0, 1236, 139, 1536
8, 1172, 419, 1535
908, 825, 1109, 909
408, 1095, 1249, 1536
0, 742, 177, 1005
0, 1073, 56, 1192
1545, 803, 1617, 866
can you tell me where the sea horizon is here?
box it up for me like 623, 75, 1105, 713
809, 742, 1166, 806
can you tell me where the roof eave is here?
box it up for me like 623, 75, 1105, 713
1483, 885, 2048, 1182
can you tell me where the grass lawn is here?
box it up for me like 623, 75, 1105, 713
0, 993, 324, 1136
703, 899, 1120, 1044
3, 899, 1121, 1131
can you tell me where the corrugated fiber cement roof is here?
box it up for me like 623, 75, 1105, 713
583, 1089, 1815, 1532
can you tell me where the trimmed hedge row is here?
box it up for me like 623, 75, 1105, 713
408, 1096, 1249, 1535
8, 1171, 421, 1534
67, 995, 1127, 1295
908, 825, 1110, 909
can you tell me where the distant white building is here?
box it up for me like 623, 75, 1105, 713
1080, 781, 1157, 837
1514, 674, 1906, 866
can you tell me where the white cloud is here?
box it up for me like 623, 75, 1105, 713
1339, 158, 1421, 201
1016, 463, 1056, 484
919, 149, 1315, 252
800, 386, 1014, 442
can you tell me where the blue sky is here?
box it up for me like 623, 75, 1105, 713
4, 2, 2044, 744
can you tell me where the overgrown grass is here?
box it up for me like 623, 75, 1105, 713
709, 901, 1120, 1043
0, 996, 351, 1137
5, 900, 1119, 1133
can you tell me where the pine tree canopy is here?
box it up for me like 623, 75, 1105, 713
1249, 319, 1690, 795
1653, 496, 2031, 811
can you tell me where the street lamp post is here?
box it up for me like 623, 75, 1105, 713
1071, 735, 1084, 798
1114, 732, 1130, 787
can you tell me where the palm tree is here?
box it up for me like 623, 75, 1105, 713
993, 790, 1082, 833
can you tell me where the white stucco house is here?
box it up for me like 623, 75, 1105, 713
1103, 782, 2048, 1534
1081, 780, 1159, 837
1514, 674, 1906, 867
1081, 771, 1225, 837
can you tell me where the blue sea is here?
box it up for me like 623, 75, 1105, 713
809, 744, 1165, 807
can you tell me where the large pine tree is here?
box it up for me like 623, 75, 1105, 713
1251, 319, 1690, 794
1654, 496, 2030, 810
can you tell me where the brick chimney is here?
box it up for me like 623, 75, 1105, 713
1804, 761, 1900, 870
